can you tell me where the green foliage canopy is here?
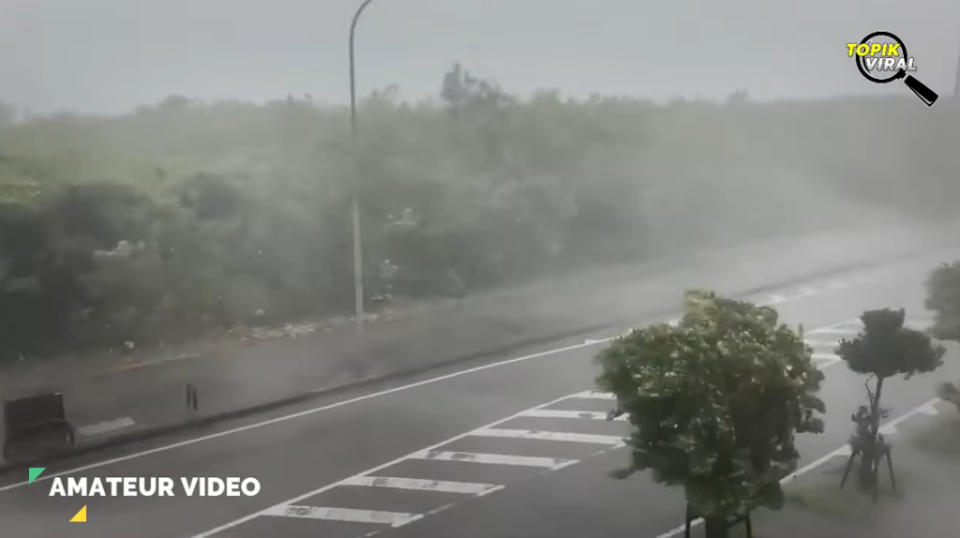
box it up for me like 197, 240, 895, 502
596, 290, 825, 520
926, 262, 960, 342
837, 308, 945, 379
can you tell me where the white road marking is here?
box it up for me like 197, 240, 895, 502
340, 476, 502, 496
804, 339, 839, 348
879, 423, 898, 436
470, 428, 624, 446
918, 402, 940, 416
262, 505, 421, 527
411, 450, 578, 470
808, 327, 860, 335
193, 317, 876, 537
519, 409, 627, 421
0, 338, 613, 493
811, 352, 840, 361
193, 392, 582, 537
653, 397, 943, 538
570, 390, 616, 400
76, 417, 136, 437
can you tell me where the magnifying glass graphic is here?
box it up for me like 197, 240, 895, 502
854, 31, 938, 106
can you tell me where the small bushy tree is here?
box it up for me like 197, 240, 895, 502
925, 262, 960, 410
836, 308, 945, 489
926, 262, 960, 341
596, 290, 825, 538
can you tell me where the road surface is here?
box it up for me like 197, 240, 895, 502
0, 251, 956, 538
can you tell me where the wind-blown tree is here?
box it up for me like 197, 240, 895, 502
836, 308, 945, 489
924, 263, 960, 409
596, 290, 825, 538
926, 261, 960, 341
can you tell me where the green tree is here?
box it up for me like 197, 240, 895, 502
596, 290, 825, 538
926, 261, 960, 341
835, 308, 945, 489
924, 262, 960, 410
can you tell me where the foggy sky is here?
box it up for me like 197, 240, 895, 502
1, 0, 959, 115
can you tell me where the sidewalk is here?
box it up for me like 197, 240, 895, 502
744, 399, 960, 538
1, 219, 957, 467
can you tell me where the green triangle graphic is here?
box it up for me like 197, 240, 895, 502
28, 467, 45, 484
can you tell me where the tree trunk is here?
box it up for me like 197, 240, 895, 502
704, 516, 728, 538
858, 376, 885, 489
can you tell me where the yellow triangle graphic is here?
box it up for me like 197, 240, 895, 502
69, 505, 87, 523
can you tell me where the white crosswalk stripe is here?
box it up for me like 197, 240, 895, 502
808, 326, 860, 335
262, 505, 422, 527
805, 339, 839, 348
519, 409, 628, 421
410, 450, 578, 470
340, 476, 502, 495
470, 428, 624, 446
570, 390, 616, 400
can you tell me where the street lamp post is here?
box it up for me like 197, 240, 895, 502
348, 0, 376, 335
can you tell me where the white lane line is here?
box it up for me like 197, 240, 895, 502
76, 417, 136, 437
470, 428, 624, 446
879, 423, 899, 436
520, 409, 627, 421
653, 397, 943, 538
0, 339, 613, 493
410, 450, 578, 470
811, 352, 841, 361
341, 476, 502, 496
262, 505, 421, 527
918, 401, 940, 416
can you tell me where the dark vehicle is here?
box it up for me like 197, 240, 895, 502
2, 388, 76, 463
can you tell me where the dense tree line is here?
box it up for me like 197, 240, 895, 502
1, 67, 958, 359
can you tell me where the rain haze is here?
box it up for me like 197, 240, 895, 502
2, 2, 960, 538
1, 0, 959, 113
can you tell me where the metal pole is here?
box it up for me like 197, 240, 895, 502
348, 0, 376, 335
954, 37, 960, 98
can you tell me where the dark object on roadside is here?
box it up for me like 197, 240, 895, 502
2, 388, 76, 463
186, 383, 199, 412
